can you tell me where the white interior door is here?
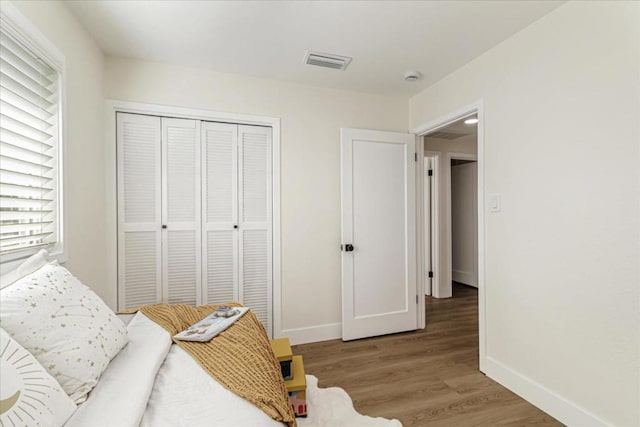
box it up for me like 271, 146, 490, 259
341, 128, 416, 341
451, 161, 478, 287
424, 157, 433, 296
117, 113, 162, 310
162, 118, 201, 305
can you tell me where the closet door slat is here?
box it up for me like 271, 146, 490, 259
162, 118, 201, 306
201, 122, 238, 306
122, 232, 158, 308
117, 113, 162, 310
238, 125, 272, 336
206, 230, 236, 303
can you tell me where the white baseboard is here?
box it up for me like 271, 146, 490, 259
483, 356, 609, 427
452, 269, 478, 287
278, 322, 342, 345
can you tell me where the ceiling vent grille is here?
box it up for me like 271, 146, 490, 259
427, 131, 466, 140
304, 51, 352, 71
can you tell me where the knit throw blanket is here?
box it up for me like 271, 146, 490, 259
139, 303, 296, 427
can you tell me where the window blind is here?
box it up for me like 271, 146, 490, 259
0, 27, 59, 255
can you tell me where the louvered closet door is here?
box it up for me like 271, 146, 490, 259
201, 122, 238, 306
238, 125, 272, 336
117, 113, 162, 310
162, 118, 201, 306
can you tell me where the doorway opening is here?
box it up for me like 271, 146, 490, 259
420, 109, 482, 367
423, 114, 478, 299
450, 155, 478, 290
414, 101, 486, 369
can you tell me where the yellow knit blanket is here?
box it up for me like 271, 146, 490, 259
139, 303, 295, 427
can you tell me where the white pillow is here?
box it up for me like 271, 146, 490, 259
0, 263, 128, 403
0, 327, 77, 427
0, 249, 49, 289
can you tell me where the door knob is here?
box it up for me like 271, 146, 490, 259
343, 244, 354, 252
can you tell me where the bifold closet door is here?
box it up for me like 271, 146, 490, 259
201, 122, 238, 306
118, 115, 271, 331
238, 125, 272, 335
201, 123, 272, 335
117, 113, 162, 310
162, 118, 201, 305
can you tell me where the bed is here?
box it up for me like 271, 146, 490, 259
0, 250, 401, 427
65, 312, 283, 427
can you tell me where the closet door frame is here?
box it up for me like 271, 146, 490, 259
106, 100, 281, 338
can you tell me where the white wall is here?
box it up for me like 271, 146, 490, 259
425, 134, 477, 297
412, 2, 639, 426
9, 2, 110, 304
104, 57, 408, 342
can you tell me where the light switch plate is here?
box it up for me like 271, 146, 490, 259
490, 194, 501, 213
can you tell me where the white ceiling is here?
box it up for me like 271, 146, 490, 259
65, 1, 564, 98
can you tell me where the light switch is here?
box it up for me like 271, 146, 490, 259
490, 194, 501, 213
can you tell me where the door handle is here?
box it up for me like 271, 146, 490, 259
342, 244, 354, 252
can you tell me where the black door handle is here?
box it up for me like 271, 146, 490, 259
343, 244, 354, 252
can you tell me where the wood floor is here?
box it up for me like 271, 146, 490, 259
293, 283, 563, 426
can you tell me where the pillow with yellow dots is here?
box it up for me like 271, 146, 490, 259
0, 263, 128, 403
0, 327, 77, 427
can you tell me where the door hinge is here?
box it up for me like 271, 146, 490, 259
416, 295, 419, 304
415, 153, 417, 162
428, 169, 433, 176
428, 271, 433, 278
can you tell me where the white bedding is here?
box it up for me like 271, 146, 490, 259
140, 345, 282, 427
65, 312, 282, 427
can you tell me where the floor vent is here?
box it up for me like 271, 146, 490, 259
304, 51, 352, 70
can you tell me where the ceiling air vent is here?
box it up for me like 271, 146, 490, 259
304, 51, 352, 71
427, 131, 466, 140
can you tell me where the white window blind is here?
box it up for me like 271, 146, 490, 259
0, 27, 60, 256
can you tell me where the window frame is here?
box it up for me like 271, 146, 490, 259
0, 2, 66, 271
